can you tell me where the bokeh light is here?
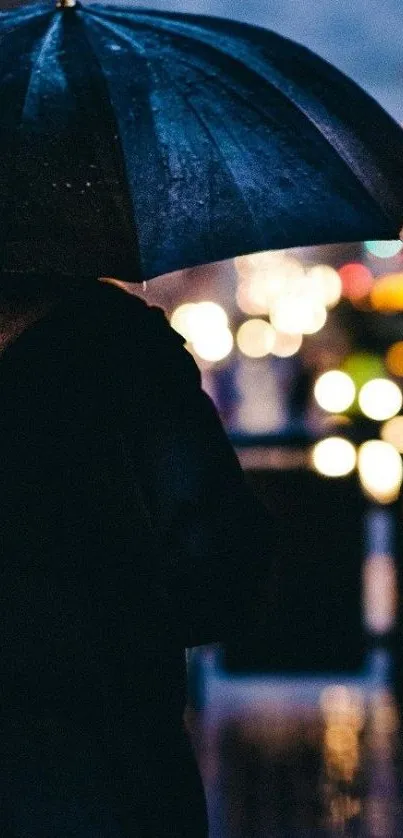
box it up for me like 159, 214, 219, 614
311, 437, 357, 478
338, 263, 373, 300
192, 327, 233, 362
314, 370, 356, 413
271, 331, 303, 358
357, 440, 403, 503
237, 319, 276, 358
364, 240, 403, 259
370, 273, 403, 312
358, 378, 402, 421
305, 264, 342, 308
386, 342, 403, 377
234, 250, 285, 278
193, 301, 228, 332
363, 553, 398, 635
270, 296, 327, 335
320, 685, 365, 730
381, 416, 403, 453
236, 279, 270, 315
342, 353, 385, 397
170, 303, 198, 341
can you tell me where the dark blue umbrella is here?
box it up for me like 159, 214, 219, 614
1, 1, 403, 282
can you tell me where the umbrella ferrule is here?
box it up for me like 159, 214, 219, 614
56, 0, 77, 9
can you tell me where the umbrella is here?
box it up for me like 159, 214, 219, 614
1, 1, 403, 283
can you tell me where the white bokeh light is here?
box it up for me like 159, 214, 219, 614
312, 437, 357, 477
192, 327, 233, 362
358, 378, 402, 421
306, 264, 342, 308
314, 370, 356, 413
271, 331, 303, 357
270, 296, 327, 335
170, 303, 198, 341
358, 440, 403, 503
237, 319, 276, 358
381, 416, 403, 453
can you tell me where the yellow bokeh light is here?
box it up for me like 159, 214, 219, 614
314, 370, 356, 413
171, 301, 228, 344
358, 440, 403, 503
236, 279, 270, 315
193, 301, 228, 331
358, 378, 402, 421
385, 341, 403, 377
306, 264, 342, 308
234, 250, 286, 278
237, 319, 276, 358
192, 327, 233, 362
170, 303, 198, 341
311, 437, 357, 477
271, 296, 327, 335
381, 416, 403, 452
271, 331, 303, 358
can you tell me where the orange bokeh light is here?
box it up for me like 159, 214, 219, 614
386, 342, 403, 377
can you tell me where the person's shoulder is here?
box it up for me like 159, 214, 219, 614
90, 282, 201, 384
91, 282, 178, 347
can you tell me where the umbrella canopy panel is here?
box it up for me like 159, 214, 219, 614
1, 3, 403, 282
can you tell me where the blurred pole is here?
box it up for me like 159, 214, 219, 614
362, 505, 398, 644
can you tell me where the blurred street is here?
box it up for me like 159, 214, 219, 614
187, 648, 403, 838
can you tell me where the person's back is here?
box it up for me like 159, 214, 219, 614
0, 279, 266, 835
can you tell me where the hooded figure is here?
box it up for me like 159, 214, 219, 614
0, 277, 267, 837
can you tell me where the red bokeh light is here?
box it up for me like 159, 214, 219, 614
338, 263, 373, 300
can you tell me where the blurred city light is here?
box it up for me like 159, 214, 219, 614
338, 263, 373, 300
314, 370, 356, 413
236, 279, 270, 315
270, 296, 327, 335
234, 249, 285, 278
171, 301, 232, 363
305, 264, 342, 308
170, 302, 198, 341
358, 378, 402, 421
271, 330, 303, 358
385, 341, 403, 377
321, 685, 365, 794
192, 327, 233, 362
370, 272, 403, 311
363, 553, 398, 635
311, 437, 357, 477
237, 318, 276, 358
342, 353, 385, 397
320, 685, 365, 730
357, 440, 403, 503
364, 240, 403, 259
193, 301, 229, 331
381, 415, 403, 452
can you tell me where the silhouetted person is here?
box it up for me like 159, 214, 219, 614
0, 276, 266, 836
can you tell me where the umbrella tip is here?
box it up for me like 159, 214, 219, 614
56, 0, 77, 8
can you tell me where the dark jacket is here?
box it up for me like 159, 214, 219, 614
0, 281, 265, 835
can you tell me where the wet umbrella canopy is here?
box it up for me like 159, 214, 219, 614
1, 2, 403, 282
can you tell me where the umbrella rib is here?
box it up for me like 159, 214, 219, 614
158, 75, 268, 238
19, 16, 60, 126
83, 13, 266, 236
112, 15, 395, 229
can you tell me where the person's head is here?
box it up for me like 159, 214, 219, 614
0, 273, 79, 347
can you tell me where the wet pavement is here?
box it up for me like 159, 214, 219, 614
186, 648, 403, 837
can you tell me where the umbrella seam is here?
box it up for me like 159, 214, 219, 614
87, 9, 397, 231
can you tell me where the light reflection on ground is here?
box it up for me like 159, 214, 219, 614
186, 647, 403, 837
